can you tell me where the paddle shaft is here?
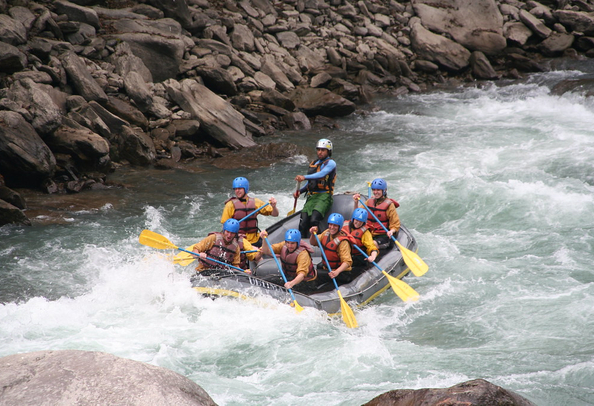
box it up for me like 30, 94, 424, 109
358, 199, 397, 242
237, 202, 270, 223
287, 181, 301, 216
358, 199, 428, 277
352, 244, 383, 273
313, 232, 358, 327
353, 245, 419, 302
263, 237, 300, 304
313, 233, 341, 291
292, 181, 300, 210
178, 247, 245, 273
138, 229, 246, 272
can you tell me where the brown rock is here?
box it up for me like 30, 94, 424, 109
288, 86, 356, 117
363, 379, 536, 406
0, 198, 31, 226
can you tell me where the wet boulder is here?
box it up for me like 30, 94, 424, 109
363, 378, 536, 406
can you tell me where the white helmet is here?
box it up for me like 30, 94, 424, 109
316, 138, 333, 151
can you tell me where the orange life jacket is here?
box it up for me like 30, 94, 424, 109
365, 197, 399, 234
319, 230, 352, 270
341, 221, 369, 256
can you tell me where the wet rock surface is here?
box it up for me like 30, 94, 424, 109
363, 378, 537, 406
1, 0, 593, 222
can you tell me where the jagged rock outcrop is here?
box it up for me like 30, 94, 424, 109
1, 0, 594, 225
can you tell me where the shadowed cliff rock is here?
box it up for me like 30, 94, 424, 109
1, 0, 594, 226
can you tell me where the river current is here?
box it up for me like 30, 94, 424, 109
2, 69, 594, 405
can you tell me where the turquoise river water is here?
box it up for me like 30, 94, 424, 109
2, 69, 594, 405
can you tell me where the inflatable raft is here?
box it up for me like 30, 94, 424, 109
190, 193, 420, 315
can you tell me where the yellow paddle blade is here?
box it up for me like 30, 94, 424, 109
337, 290, 358, 328
395, 240, 428, 277
139, 230, 178, 250
287, 208, 295, 216
383, 271, 419, 302
173, 245, 198, 266
293, 300, 304, 313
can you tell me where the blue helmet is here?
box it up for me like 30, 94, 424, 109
232, 177, 249, 193
284, 229, 301, 243
223, 218, 240, 233
351, 208, 368, 222
371, 178, 387, 196
327, 213, 344, 226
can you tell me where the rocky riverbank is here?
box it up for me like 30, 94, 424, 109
1, 0, 593, 225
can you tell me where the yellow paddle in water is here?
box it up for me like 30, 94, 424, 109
139, 230, 246, 272
313, 232, 358, 328
287, 181, 301, 216
358, 199, 428, 277
173, 244, 198, 266
352, 245, 419, 302
263, 236, 304, 313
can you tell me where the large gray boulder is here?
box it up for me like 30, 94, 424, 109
1, 78, 63, 135
164, 79, 257, 149
0, 350, 217, 405
410, 18, 471, 71
45, 122, 111, 172
0, 14, 27, 45
412, 0, 506, 55
60, 51, 108, 103
0, 111, 56, 188
105, 18, 188, 82
288, 86, 356, 117
554, 9, 594, 36
54, 0, 100, 28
